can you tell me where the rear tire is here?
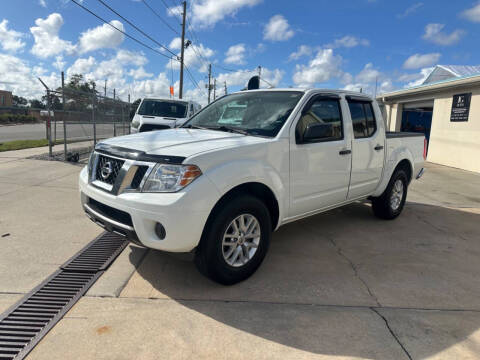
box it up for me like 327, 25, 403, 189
195, 195, 271, 285
371, 169, 408, 220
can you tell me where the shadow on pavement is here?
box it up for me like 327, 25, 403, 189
128, 201, 480, 357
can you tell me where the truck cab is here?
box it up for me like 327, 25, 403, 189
130, 98, 201, 133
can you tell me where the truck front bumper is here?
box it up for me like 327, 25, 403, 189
79, 166, 218, 252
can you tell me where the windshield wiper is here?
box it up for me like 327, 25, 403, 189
212, 126, 249, 136
182, 124, 210, 130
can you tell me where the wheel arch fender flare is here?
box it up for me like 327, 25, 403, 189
202, 159, 285, 232
372, 147, 414, 197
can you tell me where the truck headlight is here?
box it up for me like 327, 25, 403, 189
131, 119, 140, 129
142, 164, 202, 192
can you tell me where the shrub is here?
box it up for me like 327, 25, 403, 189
0, 113, 40, 125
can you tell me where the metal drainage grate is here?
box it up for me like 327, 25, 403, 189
62, 232, 129, 272
0, 232, 128, 360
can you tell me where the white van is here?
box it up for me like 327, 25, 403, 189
130, 98, 201, 133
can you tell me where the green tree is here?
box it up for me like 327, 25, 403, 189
41, 93, 62, 110
12, 95, 28, 107
60, 74, 98, 111
29, 99, 45, 109
65, 74, 97, 94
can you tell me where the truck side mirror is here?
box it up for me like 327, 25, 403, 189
302, 123, 334, 143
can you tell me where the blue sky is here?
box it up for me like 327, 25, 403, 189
0, 0, 479, 104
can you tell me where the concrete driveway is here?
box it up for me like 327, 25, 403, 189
1, 148, 479, 359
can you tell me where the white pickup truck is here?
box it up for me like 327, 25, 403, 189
80, 89, 426, 284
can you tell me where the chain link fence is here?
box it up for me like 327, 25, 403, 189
44, 86, 132, 161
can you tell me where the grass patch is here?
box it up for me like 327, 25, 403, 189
0, 139, 63, 152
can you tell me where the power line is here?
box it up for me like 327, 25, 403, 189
141, 0, 180, 35
70, 0, 173, 60
184, 64, 205, 94
160, 0, 183, 22
96, 0, 177, 58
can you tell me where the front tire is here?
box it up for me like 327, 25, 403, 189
195, 195, 271, 285
371, 169, 408, 220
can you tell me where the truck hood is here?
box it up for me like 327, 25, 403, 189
97, 128, 269, 159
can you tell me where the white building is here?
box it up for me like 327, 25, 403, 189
379, 65, 480, 173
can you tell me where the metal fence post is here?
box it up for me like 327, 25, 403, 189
128, 94, 131, 135
61, 72, 67, 161
121, 101, 125, 135
46, 89, 53, 159
113, 90, 117, 137
92, 91, 97, 145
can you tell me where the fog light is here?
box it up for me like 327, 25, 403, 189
155, 222, 166, 240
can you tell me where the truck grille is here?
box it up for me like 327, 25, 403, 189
95, 155, 124, 185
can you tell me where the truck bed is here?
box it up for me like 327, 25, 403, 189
386, 131, 425, 138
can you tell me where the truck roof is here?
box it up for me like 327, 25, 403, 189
237, 88, 374, 100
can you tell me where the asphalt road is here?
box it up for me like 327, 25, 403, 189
0, 122, 130, 143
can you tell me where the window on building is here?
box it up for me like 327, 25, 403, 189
348, 101, 377, 138
0, 95, 5, 106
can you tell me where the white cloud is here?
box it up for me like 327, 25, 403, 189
288, 45, 313, 61
422, 23, 465, 46
355, 63, 380, 83
185, 80, 208, 105
461, 1, 480, 22
402, 67, 434, 88
39, 0, 47, 7
167, 39, 214, 73
216, 68, 283, 89
169, 37, 182, 50
169, 0, 262, 29
30, 13, 75, 58
131, 73, 173, 100
327, 35, 370, 48
0, 19, 26, 52
66, 56, 97, 78
341, 63, 393, 96
403, 53, 440, 69
78, 20, 125, 54
224, 44, 246, 65
128, 67, 153, 80
292, 49, 343, 87
65, 50, 156, 100
52, 55, 66, 71
263, 15, 294, 42
0, 53, 60, 99
397, 2, 423, 18
114, 49, 148, 67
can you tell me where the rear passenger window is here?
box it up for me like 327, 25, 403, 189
348, 101, 377, 138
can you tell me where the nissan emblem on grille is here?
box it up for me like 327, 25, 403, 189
101, 161, 113, 180
95, 155, 125, 186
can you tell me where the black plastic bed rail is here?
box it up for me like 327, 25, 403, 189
0, 232, 128, 360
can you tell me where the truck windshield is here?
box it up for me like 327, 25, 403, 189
184, 91, 304, 137
138, 100, 188, 118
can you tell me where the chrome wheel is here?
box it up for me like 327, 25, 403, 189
390, 179, 404, 211
222, 214, 261, 267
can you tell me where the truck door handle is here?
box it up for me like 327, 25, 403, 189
374, 145, 384, 151
339, 149, 351, 155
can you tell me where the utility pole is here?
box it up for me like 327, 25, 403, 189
258, 65, 262, 86
104, 79, 107, 97
207, 64, 212, 104
224, 81, 227, 95
179, 1, 187, 99
213, 78, 216, 100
